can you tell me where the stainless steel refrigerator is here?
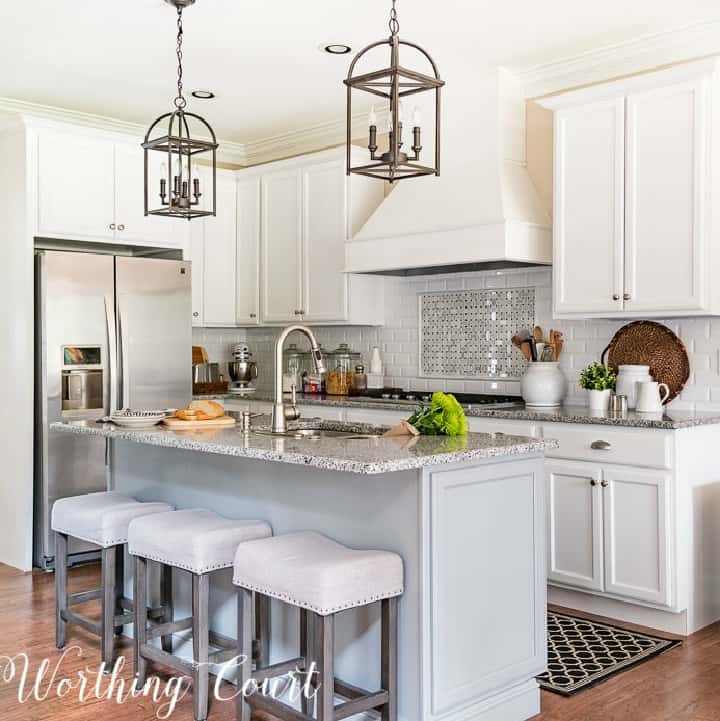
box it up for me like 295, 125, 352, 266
34, 250, 191, 569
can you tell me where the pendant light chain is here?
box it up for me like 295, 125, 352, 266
174, 6, 186, 109
388, 0, 400, 36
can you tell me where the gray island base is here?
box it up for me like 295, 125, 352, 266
53, 419, 556, 721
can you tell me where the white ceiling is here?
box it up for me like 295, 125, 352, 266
2, 0, 719, 144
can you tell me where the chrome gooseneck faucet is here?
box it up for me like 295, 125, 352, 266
272, 325, 326, 433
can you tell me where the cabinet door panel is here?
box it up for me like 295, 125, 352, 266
624, 79, 709, 312
261, 169, 302, 323
202, 172, 237, 326
302, 159, 348, 322
603, 467, 671, 605
114, 143, 183, 248
37, 130, 115, 241
236, 177, 260, 324
546, 461, 604, 591
553, 100, 624, 314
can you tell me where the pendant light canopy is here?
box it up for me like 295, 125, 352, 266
143, 0, 218, 220
345, 0, 444, 183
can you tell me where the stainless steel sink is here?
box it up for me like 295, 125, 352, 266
255, 427, 381, 440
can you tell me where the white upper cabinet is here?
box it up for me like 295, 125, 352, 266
33, 121, 185, 248
624, 78, 708, 313
553, 99, 624, 315
37, 129, 116, 241
260, 168, 303, 323
247, 147, 385, 326
541, 59, 717, 318
236, 177, 261, 325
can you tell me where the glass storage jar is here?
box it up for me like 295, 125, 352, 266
326, 343, 361, 396
283, 343, 310, 393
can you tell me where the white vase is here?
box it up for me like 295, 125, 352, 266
520, 362, 567, 407
587, 388, 612, 412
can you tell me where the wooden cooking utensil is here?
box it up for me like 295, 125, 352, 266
512, 334, 531, 362
192, 346, 209, 364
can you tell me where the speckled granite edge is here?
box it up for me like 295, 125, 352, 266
50, 421, 555, 475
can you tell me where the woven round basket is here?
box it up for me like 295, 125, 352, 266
601, 321, 690, 404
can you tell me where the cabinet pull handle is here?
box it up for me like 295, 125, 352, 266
590, 440, 611, 450
294, 309, 302, 315
117, 224, 125, 231
109, 223, 116, 230
193, 312, 199, 318
590, 479, 597, 486
601, 480, 609, 488
249, 313, 257, 319
623, 293, 631, 301
612, 294, 620, 301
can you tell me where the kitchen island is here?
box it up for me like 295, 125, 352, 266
53, 418, 556, 721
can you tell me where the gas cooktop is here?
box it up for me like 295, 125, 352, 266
356, 389, 523, 408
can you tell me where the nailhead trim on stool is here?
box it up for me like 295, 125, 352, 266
233, 532, 403, 721
129, 509, 273, 721
52, 492, 174, 668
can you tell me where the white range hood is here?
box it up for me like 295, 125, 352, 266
345, 69, 552, 275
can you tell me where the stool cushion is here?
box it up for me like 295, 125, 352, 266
128, 509, 272, 574
51, 492, 174, 548
232, 531, 403, 616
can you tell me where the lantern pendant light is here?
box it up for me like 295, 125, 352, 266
345, 0, 444, 183
142, 0, 218, 220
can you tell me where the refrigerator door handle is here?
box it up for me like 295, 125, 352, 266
117, 299, 130, 410
105, 295, 119, 414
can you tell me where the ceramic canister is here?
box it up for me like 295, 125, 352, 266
615, 364, 652, 409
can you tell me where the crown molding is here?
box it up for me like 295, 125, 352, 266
513, 18, 720, 98
0, 96, 248, 165
240, 109, 383, 166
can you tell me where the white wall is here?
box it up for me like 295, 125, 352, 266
194, 266, 720, 413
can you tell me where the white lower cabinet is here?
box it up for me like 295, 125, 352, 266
545, 449, 673, 608
546, 461, 604, 592
602, 466, 671, 606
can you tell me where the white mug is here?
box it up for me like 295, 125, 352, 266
635, 381, 670, 413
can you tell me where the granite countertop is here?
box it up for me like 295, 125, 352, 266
194, 393, 720, 430
50, 416, 555, 475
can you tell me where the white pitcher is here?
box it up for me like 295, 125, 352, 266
636, 381, 670, 413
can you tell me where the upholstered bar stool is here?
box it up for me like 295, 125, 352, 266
51, 491, 174, 667
128, 509, 273, 721
233, 531, 404, 721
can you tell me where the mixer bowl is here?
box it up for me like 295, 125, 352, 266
228, 360, 258, 386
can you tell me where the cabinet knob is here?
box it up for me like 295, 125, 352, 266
612, 294, 620, 301
249, 313, 257, 319
590, 440, 612, 450
601, 480, 609, 488
109, 223, 116, 230
623, 293, 631, 301
590, 479, 597, 486
193, 312, 199, 318
117, 224, 125, 231
294, 309, 302, 315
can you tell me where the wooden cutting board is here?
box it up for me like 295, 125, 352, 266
163, 415, 236, 429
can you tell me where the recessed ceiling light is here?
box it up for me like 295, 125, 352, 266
191, 90, 215, 99
322, 43, 352, 55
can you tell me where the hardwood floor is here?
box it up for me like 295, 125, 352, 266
1, 562, 719, 721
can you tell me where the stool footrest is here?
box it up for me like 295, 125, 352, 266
248, 692, 314, 721
113, 611, 134, 627
253, 656, 306, 683
140, 643, 195, 676
208, 630, 236, 650
147, 617, 192, 640
61, 609, 101, 637
68, 589, 103, 606
335, 690, 389, 720
208, 648, 238, 665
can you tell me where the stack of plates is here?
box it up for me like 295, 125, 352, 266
109, 410, 167, 429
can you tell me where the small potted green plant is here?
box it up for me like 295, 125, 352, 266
579, 363, 617, 412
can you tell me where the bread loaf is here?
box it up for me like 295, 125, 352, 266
189, 399, 224, 419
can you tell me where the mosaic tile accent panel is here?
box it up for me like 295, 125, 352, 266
419, 287, 535, 379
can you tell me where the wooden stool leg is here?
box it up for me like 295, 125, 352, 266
316, 612, 335, 721
299, 608, 310, 715
236, 587, 253, 721
254, 592, 270, 669
160, 563, 174, 653
114, 544, 125, 635
192, 573, 210, 721
55, 532, 68, 650
133, 555, 148, 687
100, 545, 117, 669
381, 598, 398, 721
